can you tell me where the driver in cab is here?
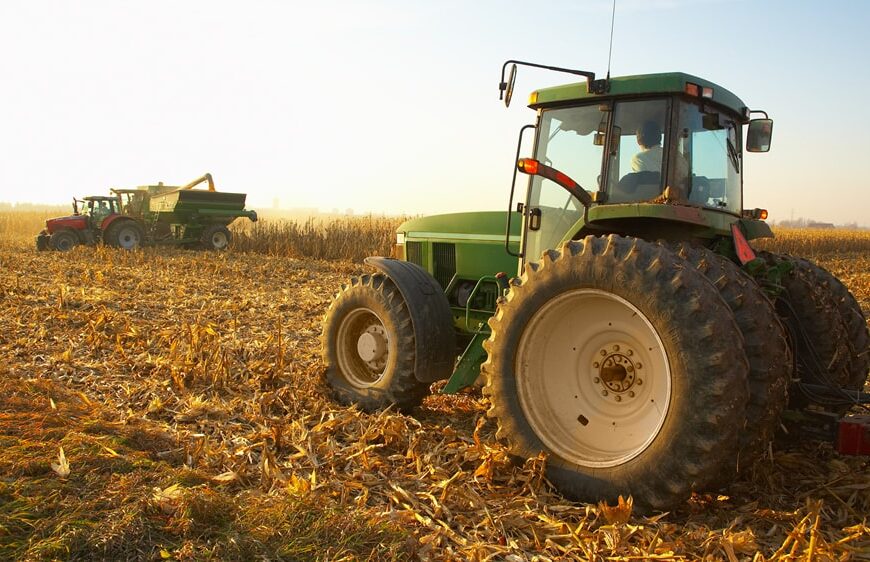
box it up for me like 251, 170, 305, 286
631, 121, 663, 172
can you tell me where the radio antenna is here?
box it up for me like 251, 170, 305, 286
606, 0, 617, 81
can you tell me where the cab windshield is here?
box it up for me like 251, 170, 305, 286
535, 98, 743, 214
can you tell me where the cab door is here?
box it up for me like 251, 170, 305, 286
521, 104, 608, 267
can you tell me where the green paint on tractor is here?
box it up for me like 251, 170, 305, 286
321, 60, 869, 511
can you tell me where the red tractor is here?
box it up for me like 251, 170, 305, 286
36, 195, 144, 251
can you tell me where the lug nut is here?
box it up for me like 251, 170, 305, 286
636, 363, 642, 369
627, 349, 633, 356
600, 350, 607, 356
593, 377, 600, 383
593, 362, 600, 368
612, 344, 620, 352
601, 390, 608, 396
628, 391, 635, 397
615, 395, 622, 402
637, 379, 643, 385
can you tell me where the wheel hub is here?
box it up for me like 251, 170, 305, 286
356, 325, 388, 369
593, 345, 642, 400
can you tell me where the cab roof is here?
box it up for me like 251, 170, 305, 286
82, 196, 117, 202
530, 72, 748, 118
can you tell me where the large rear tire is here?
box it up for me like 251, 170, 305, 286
795, 258, 869, 392
760, 252, 855, 410
674, 244, 791, 465
104, 220, 144, 250
321, 273, 431, 412
482, 236, 749, 510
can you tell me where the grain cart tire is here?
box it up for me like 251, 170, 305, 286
49, 230, 78, 251
201, 225, 232, 251
673, 243, 791, 466
105, 220, 144, 250
795, 258, 869, 392
482, 235, 750, 511
759, 252, 853, 410
322, 272, 447, 412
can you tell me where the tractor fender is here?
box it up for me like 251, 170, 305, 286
738, 218, 774, 241
364, 257, 456, 383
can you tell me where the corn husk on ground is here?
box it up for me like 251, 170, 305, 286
1, 219, 869, 560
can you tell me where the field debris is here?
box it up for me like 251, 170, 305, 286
0, 220, 869, 560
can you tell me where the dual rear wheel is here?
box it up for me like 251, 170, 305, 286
482, 236, 750, 510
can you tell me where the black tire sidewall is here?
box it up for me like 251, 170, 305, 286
106, 220, 143, 249
50, 231, 78, 251
484, 237, 748, 508
322, 277, 423, 411
202, 225, 231, 250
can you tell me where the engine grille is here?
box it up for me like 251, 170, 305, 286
433, 242, 456, 290
405, 241, 423, 266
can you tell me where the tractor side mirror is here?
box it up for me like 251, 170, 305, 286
502, 63, 518, 107
746, 118, 773, 152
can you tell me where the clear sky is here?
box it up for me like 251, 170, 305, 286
1, 0, 868, 225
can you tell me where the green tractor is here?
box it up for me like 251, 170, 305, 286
321, 61, 870, 510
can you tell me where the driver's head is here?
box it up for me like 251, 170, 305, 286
637, 121, 662, 149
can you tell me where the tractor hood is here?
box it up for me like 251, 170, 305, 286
45, 215, 87, 233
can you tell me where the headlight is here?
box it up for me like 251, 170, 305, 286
396, 232, 405, 245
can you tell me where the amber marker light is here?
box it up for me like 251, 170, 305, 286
517, 158, 539, 175
760, 209, 769, 220
685, 82, 700, 96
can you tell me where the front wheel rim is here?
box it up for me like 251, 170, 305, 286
335, 308, 391, 388
516, 289, 671, 468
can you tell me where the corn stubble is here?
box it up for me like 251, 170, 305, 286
0, 212, 869, 560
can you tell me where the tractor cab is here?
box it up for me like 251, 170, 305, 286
509, 68, 774, 265
81, 196, 122, 229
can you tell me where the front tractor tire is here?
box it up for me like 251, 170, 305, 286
201, 225, 232, 251
482, 236, 750, 511
49, 230, 79, 251
105, 220, 144, 250
321, 273, 430, 412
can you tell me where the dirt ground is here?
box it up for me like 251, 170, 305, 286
0, 242, 868, 560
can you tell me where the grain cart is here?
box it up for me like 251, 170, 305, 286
321, 62, 870, 510
36, 173, 257, 251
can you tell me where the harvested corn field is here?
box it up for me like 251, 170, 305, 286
1, 220, 869, 560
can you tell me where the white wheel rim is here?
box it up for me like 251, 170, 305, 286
211, 231, 228, 249
336, 307, 391, 388
516, 289, 671, 468
118, 226, 140, 249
